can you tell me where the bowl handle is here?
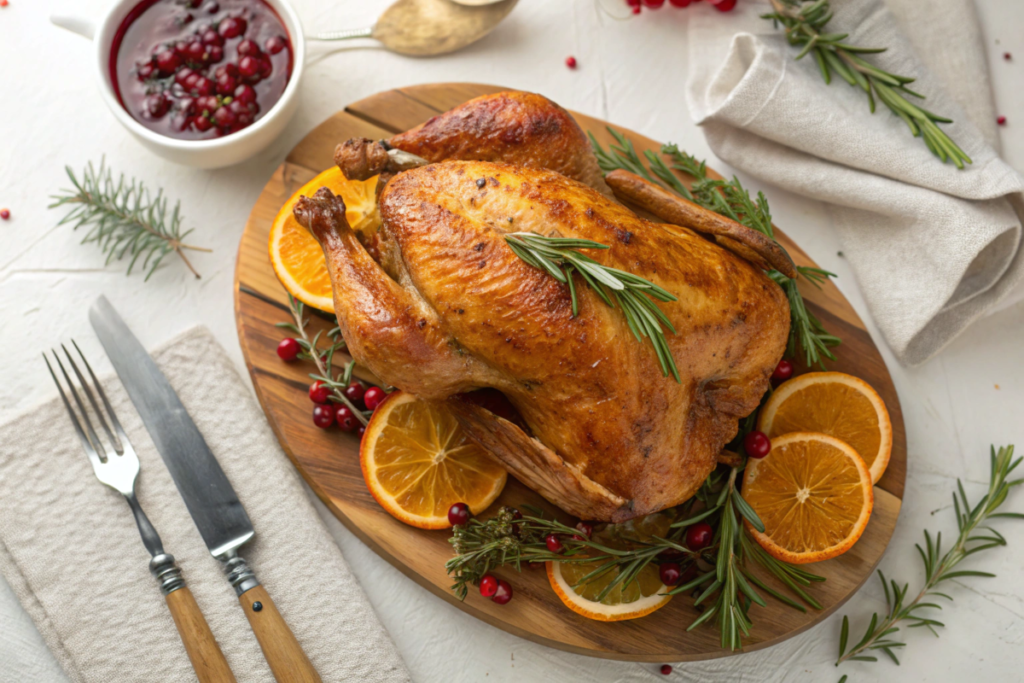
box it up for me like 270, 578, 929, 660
51, 15, 96, 40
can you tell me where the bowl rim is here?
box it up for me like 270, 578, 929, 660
94, 0, 306, 151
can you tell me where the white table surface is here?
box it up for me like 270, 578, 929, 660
2, 1, 1023, 681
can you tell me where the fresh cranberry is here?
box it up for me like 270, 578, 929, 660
713, 0, 736, 9
565, 56, 577, 69
170, 112, 192, 132
448, 502, 471, 526
215, 63, 238, 79
632, 5, 641, 13
207, 45, 224, 63
343, 381, 365, 404
186, 41, 206, 62
215, 72, 237, 95
204, 1, 219, 13
184, 72, 201, 90
194, 77, 215, 96
237, 39, 261, 56
364, 387, 386, 411
309, 380, 331, 404
479, 574, 499, 598
238, 55, 260, 79
218, 16, 246, 39
257, 56, 272, 79
213, 105, 237, 128
659, 562, 681, 586
574, 521, 594, 539
686, 522, 714, 551
997, 116, 1007, 126
669, 0, 691, 5
0, 209, 9, 220
643, 0, 665, 6
174, 67, 194, 87
627, 0, 641, 5
265, 35, 288, 54
277, 337, 300, 361
193, 115, 213, 132
660, 664, 673, 675
137, 61, 156, 80
744, 430, 771, 459
201, 28, 223, 46
312, 404, 335, 429
145, 93, 170, 118
196, 95, 219, 114
1004, 52, 1012, 61
155, 49, 182, 74
491, 580, 513, 605
228, 99, 254, 126
336, 405, 359, 432
358, 425, 366, 439
177, 97, 196, 115
545, 534, 564, 554
771, 359, 794, 382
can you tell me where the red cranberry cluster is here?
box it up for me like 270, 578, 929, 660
134, 7, 288, 135
627, 0, 736, 13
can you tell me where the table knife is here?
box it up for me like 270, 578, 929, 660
89, 296, 322, 683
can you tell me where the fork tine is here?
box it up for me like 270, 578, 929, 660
71, 339, 127, 452
63, 341, 123, 455
44, 353, 103, 469
52, 350, 111, 462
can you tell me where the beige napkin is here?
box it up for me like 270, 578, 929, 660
0, 326, 410, 683
686, 0, 1024, 365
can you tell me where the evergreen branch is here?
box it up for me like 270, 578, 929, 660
48, 158, 210, 280
763, 0, 971, 168
837, 445, 1021, 669
505, 232, 681, 382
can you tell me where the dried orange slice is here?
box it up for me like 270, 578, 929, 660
757, 371, 892, 484
742, 432, 873, 564
360, 391, 507, 529
269, 167, 380, 312
546, 513, 673, 621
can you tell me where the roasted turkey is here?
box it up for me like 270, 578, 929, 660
294, 92, 791, 523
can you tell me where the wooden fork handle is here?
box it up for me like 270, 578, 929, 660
165, 587, 237, 683
239, 584, 322, 683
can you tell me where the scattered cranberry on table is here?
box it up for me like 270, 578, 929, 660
0, 209, 9, 220
565, 56, 577, 69
771, 359, 794, 382
363, 386, 386, 411
668, 0, 690, 6
545, 534, 565, 554
711, 0, 737, 10
1005, 52, 1012, 61
659, 562, 682, 586
744, 430, 771, 459
335, 405, 359, 432
685, 521, 714, 551
111, 0, 292, 140
642, 0, 665, 7
491, 579, 513, 605
448, 502, 471, 526
276, 337, 299, 361
308, 380, 331, 404
479, 574, 499, 598
660, 664, 673, 675
997, 116, 1007, 126
312, 403, 335, 429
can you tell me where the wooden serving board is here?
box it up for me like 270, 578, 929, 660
234, 83, 906, 662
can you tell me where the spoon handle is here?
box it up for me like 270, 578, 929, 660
308, 26, 374, 41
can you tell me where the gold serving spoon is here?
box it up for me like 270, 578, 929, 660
308, 0, 518, 57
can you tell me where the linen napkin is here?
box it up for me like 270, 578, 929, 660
0, 326, 410, 683
686, 0, 1024, 365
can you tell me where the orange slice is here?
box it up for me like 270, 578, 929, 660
360, 391, 507, 529
757, 371, 892, 484
546, 513, 673, 621
742, 432, 873, 564
269, 167, 380, 312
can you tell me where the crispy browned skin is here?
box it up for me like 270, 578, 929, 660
295, 161, 789, 522
335, 91, 612, 197
605, 169, 799, 278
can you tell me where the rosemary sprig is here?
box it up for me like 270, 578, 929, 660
837, 445, 1021, 668
48, 158, 210, 279
590, 128, 840, 368
764, 0, 971, 168
275, 294, 372, 426
504, 232, 681, 382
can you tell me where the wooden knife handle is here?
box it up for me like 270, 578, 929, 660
239, 585, 322, 683
165, 587, 237, 683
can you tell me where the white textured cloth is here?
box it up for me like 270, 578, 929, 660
686, 0, 1024, 365
0, 326, 410, 683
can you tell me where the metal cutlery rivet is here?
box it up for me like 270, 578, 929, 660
252, 601, 263, 612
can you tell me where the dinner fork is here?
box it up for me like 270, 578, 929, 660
45, 342, 237, 683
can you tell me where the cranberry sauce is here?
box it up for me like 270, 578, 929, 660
110, 0, 293, 140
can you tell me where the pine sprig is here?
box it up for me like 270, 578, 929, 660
590, 128, 840, 368
837, 445, 1022, 668
764, 0, 971, 168
504, 232, 681, 382
48, 159, 210, 279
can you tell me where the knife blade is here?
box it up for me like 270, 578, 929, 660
89, 295, 322, 683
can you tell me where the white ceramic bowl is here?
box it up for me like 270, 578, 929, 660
52, 0, 305, 169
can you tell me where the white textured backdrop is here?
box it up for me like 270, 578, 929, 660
1, 0, 1023, 681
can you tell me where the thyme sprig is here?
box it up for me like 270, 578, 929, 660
48, 159, 210, 279
505, 232, 681, 382
589, 128, 841, 368
764, 0, 971, 168
275, 294, 371, 426
837, 445, 1021, 669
